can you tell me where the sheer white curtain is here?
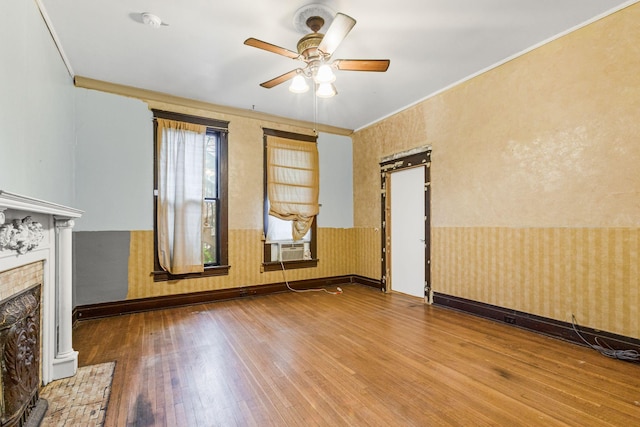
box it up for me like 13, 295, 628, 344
157, 119, 206, 274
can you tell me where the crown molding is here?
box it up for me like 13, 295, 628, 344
73, 76, 353, 136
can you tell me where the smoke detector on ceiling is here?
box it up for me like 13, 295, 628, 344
141, 12, 163, 28
292, 3, 335, 34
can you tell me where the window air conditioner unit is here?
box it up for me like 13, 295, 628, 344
278, 242, 305, 262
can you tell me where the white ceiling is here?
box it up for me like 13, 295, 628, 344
40, 0, 633, 131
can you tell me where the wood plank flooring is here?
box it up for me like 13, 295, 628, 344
72, 284, 640, 426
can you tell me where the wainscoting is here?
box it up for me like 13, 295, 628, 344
125, 228, 358, 300
433, 227, 640, 339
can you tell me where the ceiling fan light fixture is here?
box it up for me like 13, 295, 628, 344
245, 10, 388, 99
316, 82, 337, 98
314, 64, 335, 84
289, 75, 310, 93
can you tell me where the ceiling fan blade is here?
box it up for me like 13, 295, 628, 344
318, 13, 356, 56
244, 38, 300, 60
334, 59, 390, 72
259, 69, 300, 88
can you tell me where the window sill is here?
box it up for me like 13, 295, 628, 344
152, 265, 231, 282
262, 259, 318, 272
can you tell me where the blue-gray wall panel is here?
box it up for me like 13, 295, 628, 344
73, 231, 130, 306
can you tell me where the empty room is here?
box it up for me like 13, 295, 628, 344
1, 0, 639, 426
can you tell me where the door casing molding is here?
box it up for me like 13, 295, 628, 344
379, 146, 432, 302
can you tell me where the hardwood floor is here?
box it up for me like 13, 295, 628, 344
73, 284, 640, 426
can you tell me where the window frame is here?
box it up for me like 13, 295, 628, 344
262, 128, 318, 272
152, 110, 230, 281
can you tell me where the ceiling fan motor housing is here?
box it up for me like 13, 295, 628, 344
297, 32, 324, 59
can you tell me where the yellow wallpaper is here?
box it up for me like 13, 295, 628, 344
353, 104, 432, 229
127, 228, 355, 299
353, 227, 381, 279
434, 227, 640, 338
352, 4, 640, 338
429, 6, 640, 229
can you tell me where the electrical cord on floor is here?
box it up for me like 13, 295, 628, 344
280, 261, 343, 295
571, 314, 639, 362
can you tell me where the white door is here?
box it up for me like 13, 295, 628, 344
390, 166, 425, 298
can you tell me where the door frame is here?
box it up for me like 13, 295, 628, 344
380, 146, 432, 302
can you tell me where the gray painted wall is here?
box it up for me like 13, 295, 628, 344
0, 0, 76, 206
74, 89, 153, 232
74, 231, 130, 306
317, 133, 354, 228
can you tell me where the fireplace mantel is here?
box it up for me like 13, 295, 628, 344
0, 191, 83, 385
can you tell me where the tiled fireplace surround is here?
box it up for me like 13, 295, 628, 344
0, 191, 82, 386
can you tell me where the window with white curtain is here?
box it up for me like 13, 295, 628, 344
263, 128, 319, 271
153, 110, 229, 281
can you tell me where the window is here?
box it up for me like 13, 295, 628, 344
262, 128, 319, 271
203, 129, 221, 265
153, 110, 229, 281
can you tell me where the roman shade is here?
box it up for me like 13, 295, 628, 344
266, 135, 319, 241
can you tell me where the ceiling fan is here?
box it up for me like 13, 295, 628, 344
244, 12, 390, 97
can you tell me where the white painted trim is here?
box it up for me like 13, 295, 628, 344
355, 0, 640, 132
34, 0, 75, 78
0, 191, 82, 385
0, 191, 83, 218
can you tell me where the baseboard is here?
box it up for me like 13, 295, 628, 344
433, 292, 640, 355
75, 280, 639, 357
75, 275, 375, 322
350, 275, 383, 290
